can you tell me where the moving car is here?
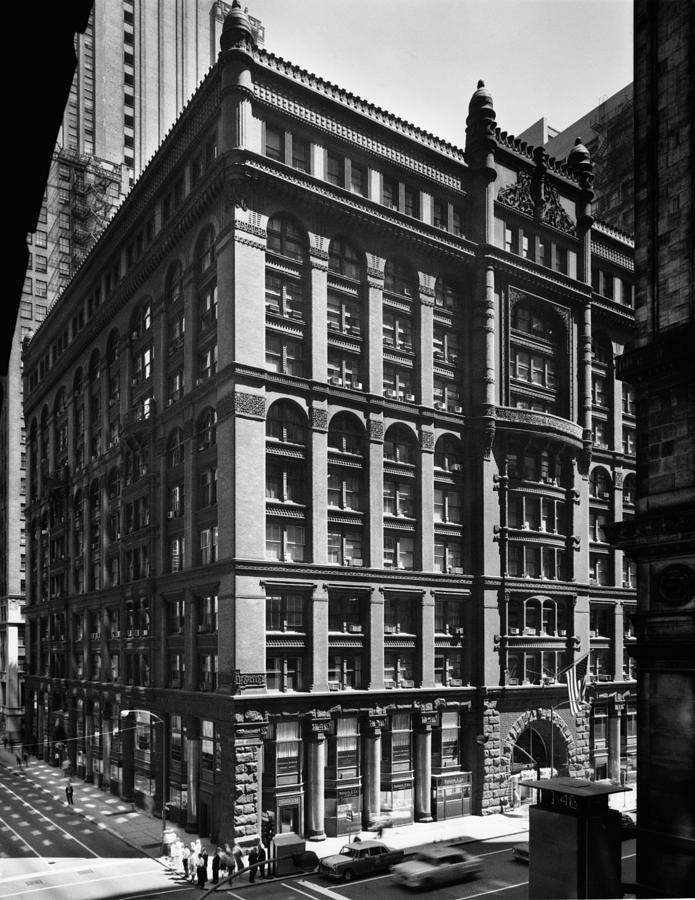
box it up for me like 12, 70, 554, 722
391, 846, 482, 889
319, 840, 404, 881
511, 841, 530, 863
621, 811, 637, 838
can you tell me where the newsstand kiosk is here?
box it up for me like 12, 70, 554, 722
519, 776, 628, 899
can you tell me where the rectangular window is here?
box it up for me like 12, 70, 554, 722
350, 162, 366, 196
327, 152, 343, 187
291, 135, 310, 172
265, 124, 284, 161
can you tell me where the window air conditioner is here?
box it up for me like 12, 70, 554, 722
434, 401, 446, 410
328, 681, 340, 691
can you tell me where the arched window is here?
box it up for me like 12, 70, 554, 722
197, 408, 217, 450
266, 401, 306, 444
266, 215, 306, 261
590, 467, 612, 500
383, 424, 418, 570
623, 473, 636, 507
434, 436, 462, 473
509, 300, 564, 415
266, 401, 308, 564
328, 238, 362, 280
327, 414, 365, 511
167, 428, 185, 467
327, 412, 365, 455
265, 216, 307, 377
73, 367, 83, 395
196, 225, 216, 275
327, 238, 364, 389
130, 300, 152, 339
384, 424, 417, 464
384, 259, 416, 297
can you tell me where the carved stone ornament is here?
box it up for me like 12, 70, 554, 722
542, 182, 577, 236
656, 564, 695, 606
368, 419, 384, 442
234, 391, 266, 419
419, 429, 435, 452
497, 170, 535, 217
311, 407, 328, 432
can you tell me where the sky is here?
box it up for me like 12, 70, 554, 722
249, 0, 633, 148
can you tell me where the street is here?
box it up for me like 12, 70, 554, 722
203, 834, 636, 900
0, 767, 185, 900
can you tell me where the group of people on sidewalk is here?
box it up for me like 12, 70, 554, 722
170, 838, 268, 888
3, 736, 29, 770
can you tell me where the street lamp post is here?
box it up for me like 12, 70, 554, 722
120, 709, 168, 852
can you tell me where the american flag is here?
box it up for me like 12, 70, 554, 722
564, 653, 590, 717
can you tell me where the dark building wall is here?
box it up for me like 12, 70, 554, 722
611, 0, 695, 895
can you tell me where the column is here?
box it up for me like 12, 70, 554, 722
419, 590, 435, 689
366, 266, 384, 395
102, 714, 113, 790
608, 698, 624, 784
363, 712, 386, 826
310, 406, 328, 564
367, 419, 384, 568
121, 712, 135, 802
308, 252, 328, 383
419, 429, 435, 572
185, 718, 200, 832
414, 712, 434, 822
418, 285, 434, 406
367, 587, 385, 690
84, 706, 94, 783
305, 718, 328, 841
310, 584, 329, 692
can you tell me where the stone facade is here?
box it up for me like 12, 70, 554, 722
21, 4, 636, 847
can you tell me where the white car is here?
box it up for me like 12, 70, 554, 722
392, 846, 482, 889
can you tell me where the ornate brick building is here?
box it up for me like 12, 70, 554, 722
21, 3, 635, 846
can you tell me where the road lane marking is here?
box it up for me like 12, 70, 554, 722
452, 880, 529, 898
0, 866, 166, 898
0, 859, 117, 884
286, 883, 337, 900
297, 879, 346, 898
0, 782, 99, 859
0, 817, 43, 860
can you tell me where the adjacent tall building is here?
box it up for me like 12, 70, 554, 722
21, 4, 636, 847
1, 0, 263, 747
610, 0, 695, 894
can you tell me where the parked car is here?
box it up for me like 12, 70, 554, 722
392, 846, 482, 889
621, 811, 637, 838
511, 841, 530, 863
319, 840, 404, 881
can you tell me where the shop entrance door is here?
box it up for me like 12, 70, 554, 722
279, 803, 299, 833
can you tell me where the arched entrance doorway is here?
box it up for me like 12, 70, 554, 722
510, 716, 570, 777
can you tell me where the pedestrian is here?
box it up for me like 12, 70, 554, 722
196, 851, 207, 888
211, 847, 221, 884
233, 844, 244, 878
248, 844, 258, 883
65, 782, 74, 805
22, 751, 28, 768
256, 841, 267, 878
2, 735, 7, 750
202, 846, 209, 882
16, 753, 23, 769
181, 843, 191, 880
189, 843, 198, 882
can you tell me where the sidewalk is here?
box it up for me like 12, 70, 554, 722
0, 746, 636, 870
